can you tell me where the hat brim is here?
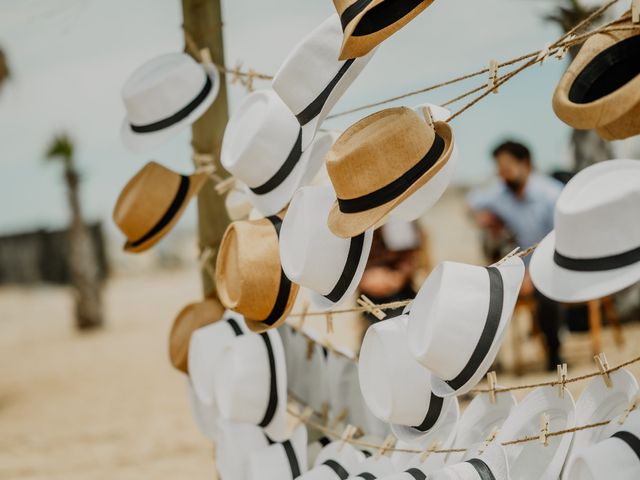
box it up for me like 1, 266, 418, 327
260, 328, 289, 441
123, 171, 208, 253
530, 230, 640, 303
327, 121, 453, 238
121, 63, 220, 154
243, 282, 300, 333
185, 378, 219, 441
390, 395, 458, 445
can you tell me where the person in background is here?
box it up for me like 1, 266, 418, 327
467, 140, 565, 371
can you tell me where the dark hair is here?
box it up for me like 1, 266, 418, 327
492, 141, 531, 166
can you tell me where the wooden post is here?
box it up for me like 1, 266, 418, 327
181, 0, 231, 296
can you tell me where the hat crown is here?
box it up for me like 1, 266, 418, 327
112, 162, 182, 241
327, 107, 435, 200
221, 90, 300, 189
554, 160, 640, 259
122, 53, 208, 125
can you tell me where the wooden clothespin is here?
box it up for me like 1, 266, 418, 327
487, 371, 498, 404
357, 294, 386, 321
199, 48, 212, 65
477, 427, 499, 455
298, 300, 310, 330
419, 440, 440, 462
488, 60, 499, 94
420, 105, 434, 128
295, 405, 315, 428
338, 424, 358, 452
329, 408, 349, 429
192, 152, 215, 169
539, 413, 550, 446
375, 434, 396, 459
557, 363, 568, 399
306, 338, 316, 360
230, 60, 244, 84
536, 42, 554, 65
633, 0, 640, 24
214, 177, 236, 196
244, 68, 256, 92
555, 35, 576, 60
325, 311, 334, 335
594, 353, 613, 388
618, 394, 640, 425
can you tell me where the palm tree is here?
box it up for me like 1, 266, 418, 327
46, 134, 104, 330
0, 47, 9, 90
544, 0, 613, 172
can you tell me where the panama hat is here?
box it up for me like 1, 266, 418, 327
247, 424, 309, 479
333, 0, 434, 60
428, 444, 511, 480
121, 52, 219, 153
221, 90, 328, 216
216, 419, 276, 479
301, 440, 367, 479
496, 386, 575, 480
169, 298, 224, 374
326, 107, 453, 238
288, 328, 330, 412
447, 387, 517, 465
530, 159, 640, 303
359, 314, 455, 442
344, 455, 395, 479
188, 310, 247, 405
213, 328, 288, 441
566, 409, 640, 480
185, 378, 218, 441
552, 11, 640, 141
407, 256, 525, 397
385, 447, 446, 479
113, 161, 207, 253
215, 215, 300, 332
280, 185, 373, 310
391, 103, 459, 222
273, 13, 376, 149
562, 368, 638, 479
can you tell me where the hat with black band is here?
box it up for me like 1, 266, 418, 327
247, 424, 309, 479
427, 444, 510, 480
302, 440, 367, 480
530, 159, 640, 303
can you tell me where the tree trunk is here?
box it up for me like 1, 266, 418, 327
65, 167, 103, 329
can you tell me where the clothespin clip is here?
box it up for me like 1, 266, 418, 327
199, 246, 216, 279
244, 68, 256, 92
419, 440, 440, 462
486, 371, 498, 404
230, 60, 244, 84
357, 294, 386, 321
491, 247, 520, 268
539, 413, 550, 446
192, 152, 215, 169
536, 42, 555, 65
555, 35, 576, 60
557, 363, 568, 399
325, 311, 334, 335
306, 338, 316, 361
214, 176, 236, 196
338, 424, 358, 452
376, 434, 396, 459
477, 427, 499, 455
199, 48, 213, 65
633, 0, 640, 24
488, 60, 499, 94
420, 106, 434, 128
329, 408, 349, 429
594, 353, 613, 388
295, 405, 315, 428
297, 300, 310, 330
618, 394, 640, 425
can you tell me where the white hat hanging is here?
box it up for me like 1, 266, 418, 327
185, 378, 218, 441
384, 448, 446, 480
300, 439, 367, 480
390, 103, 459, 222
495, 386, 575, 480
225, 183, 254, 221
287, 327, 330, 413
530, 159, 640, 303
220, 90, 329, 216
188, 310, 246, 405
346, 454, 395, 479
566, 409, 640, 480
408, 255, 525, 397
273, 13, 376, 150
121, 52, 219, 153
247, 424, 309, 480
213, 328, 288, 441
359, 314, 455, 443
280, 185, 374, 310
428, 443, 511, 480
216, 419, 276, 480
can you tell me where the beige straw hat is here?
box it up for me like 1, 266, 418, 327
333, 0, 434, 59
552, 10, 640, 140
113, 161, 207, 253
326, 107, 453, 238
215, 215, 300, 332
169, 298, 224, 374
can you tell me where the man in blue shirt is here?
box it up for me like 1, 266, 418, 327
468, 140, 564, 370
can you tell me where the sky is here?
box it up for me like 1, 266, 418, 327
0, 0, 636, 238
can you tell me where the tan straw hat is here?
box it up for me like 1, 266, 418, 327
553, 10, 640, 140
215, 215, 299, 333
326, 106, 453, 238
333, 0, 434, 60
169, 298, 224, 374
113, 161, 207, 253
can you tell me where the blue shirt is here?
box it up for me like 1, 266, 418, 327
468, 174, 563, 263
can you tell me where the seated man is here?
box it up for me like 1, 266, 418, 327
468, 140, 564, 370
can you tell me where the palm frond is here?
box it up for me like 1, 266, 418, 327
45, 133, 75, 166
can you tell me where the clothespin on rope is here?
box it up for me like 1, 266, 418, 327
214, 177, 236, 195
329, 408, 349, 430
420, 105, 434, 128
376, 434, 396, 459
536, 42, 555, 65
199, 246, 216, 280
488, 60, 499, 94
487, 371, 498, 404
338, 424, 358, 452
633, 0, 640, 24
618, 394, 640, 425
321, 402, 330, 426
295, 405, 315, 428
555, 35, 576, 59
193, 156, 237, 196
244, 68, 257, 92
594, 353, 613, 388
477, 427, 499, 455
297, 300, 310, 330
325, 311, 334, 335
199, 48, 212, 65
557, 363, 568, 399
539, 413, 550, 446
230, 60, 244, 84
419, 440, 440, 462
357, 294, 386, 321
193, 152, 216, 169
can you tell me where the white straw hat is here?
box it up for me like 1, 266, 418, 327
562, 368, 639, 479
221, 90, 328, 216
390, 103, 459, 222
273, 13, 376, 150
566, 409, 640, 480
359, 314, 454, 442
530, 159, 640, 302
288, 327, 330, 413
496, 386, 575, 480
121, 52, 219, 153
185, 378, 218, 441
429, 443, 511, 480
301, 440, 367, 479
247, 424, 309, 480
280, 185, 373, 310
188, 310, 246, 405
214, 328, 288, 441
216, 419, 275, 479
408, 256, 524, 397
346, 455, 395, 479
